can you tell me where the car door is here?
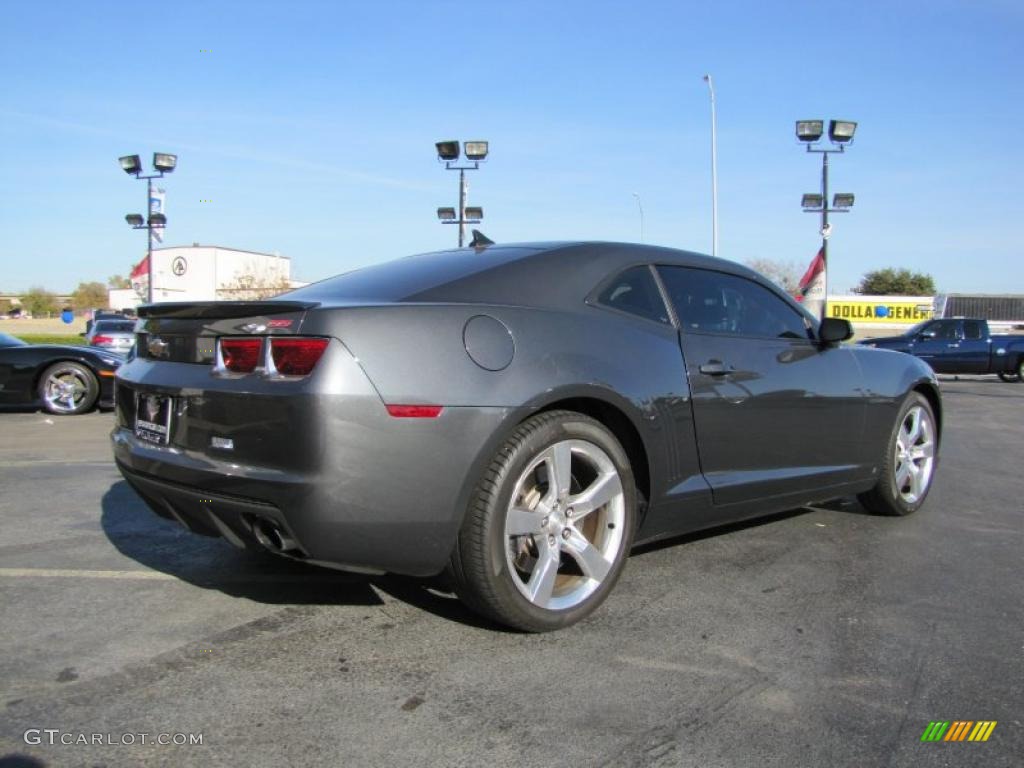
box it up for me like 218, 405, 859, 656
955, 320, 991, 373
909, 319, 962, 372
657, 266, 868, 507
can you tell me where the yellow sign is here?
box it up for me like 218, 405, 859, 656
827, 299, 933, 324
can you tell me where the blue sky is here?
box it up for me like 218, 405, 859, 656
1, 0, 1022, 295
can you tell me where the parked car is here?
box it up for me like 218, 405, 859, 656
859, 318, 1024, 382
84, 319, 136, 352
85, 310, 128, 335
112, 242, 942, 631
0, 333, 124, 414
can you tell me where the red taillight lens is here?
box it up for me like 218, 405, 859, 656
385, 404, 444, 418
269, 337, 329, 376
220, 337, 262, 372
92, 335, 114, 344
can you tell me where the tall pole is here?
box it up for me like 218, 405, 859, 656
703, 74, 719, 258
458, 168, 467, 248
146, 177, 154, 303
820, 151, 829, 320
632, 193, 644, 243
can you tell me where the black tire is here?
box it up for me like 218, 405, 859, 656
448, 410, 637, 632
858, 392, 938, 516
997, 371, 1020, 383
37, 361, 99, 415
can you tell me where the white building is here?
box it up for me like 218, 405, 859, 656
125, 244, 297, 305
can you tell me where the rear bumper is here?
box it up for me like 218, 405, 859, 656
111, 340, 520, 576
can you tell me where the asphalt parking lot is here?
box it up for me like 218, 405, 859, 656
0, 378, 1021, 768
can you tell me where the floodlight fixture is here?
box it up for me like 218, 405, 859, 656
464, 141, 489, 161
125, 213, 144, 227
119, 155, 142, 174
801, 193, 823, 209
437, 207, 456, 221
153, 152, 177, 172
833, 193, 855, 208
796, 120, 824, 142
464, 206, 483, 220
828, 120, 857, 143
435, 141, 460, 161
149, 212, 167, 227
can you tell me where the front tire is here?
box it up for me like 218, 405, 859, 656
38, 362, 99, 415
448, 410, 637, 632
858, 392, 938, 516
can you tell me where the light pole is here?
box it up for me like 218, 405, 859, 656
435, 140, 488, 247
702, 74, 719, 258
119, 153, 177, 303
795, 120, 856, 319
631, 193, 644, 243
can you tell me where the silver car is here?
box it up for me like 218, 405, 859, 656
84, 319, 136, 352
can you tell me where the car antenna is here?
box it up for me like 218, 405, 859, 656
470, 229, 494, 249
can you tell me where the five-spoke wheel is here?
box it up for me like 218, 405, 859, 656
859, 392, 938, 516
449, 411, 636, 631
38, 362, 99, 415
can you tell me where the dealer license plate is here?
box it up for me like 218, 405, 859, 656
135, 393, 172, 445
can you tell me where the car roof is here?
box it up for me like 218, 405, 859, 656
284, 241, 772, 309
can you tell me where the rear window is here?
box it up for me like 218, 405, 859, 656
94, 321, 136, 332
283, 246, 544, 303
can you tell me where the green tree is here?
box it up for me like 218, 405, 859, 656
855, 268, 936, 296
20, 286, 59, 316
71, 281, 109, 310
107, 274, 131, 289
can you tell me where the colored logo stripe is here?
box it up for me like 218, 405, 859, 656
968, 721, 997, 742
920, 721, 996, 742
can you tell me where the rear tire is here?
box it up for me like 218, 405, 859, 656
858, 392, 938, 516
448, 410, 637, 632
38, 362, 99, 415
997, 371, 1020, 382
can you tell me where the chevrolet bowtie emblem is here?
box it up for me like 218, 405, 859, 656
147, 336, 170, 357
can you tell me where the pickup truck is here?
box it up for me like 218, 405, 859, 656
858, 318, 1024, 381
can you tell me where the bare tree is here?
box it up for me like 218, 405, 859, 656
745, 258, 801, 294
217, 271, 292, 301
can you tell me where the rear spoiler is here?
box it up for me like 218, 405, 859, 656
138, 301, 320, 320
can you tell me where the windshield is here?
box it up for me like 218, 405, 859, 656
0, 333, 28, 348
903, 319, 934, 337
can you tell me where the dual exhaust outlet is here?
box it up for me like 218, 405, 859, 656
250, 516, 300, 554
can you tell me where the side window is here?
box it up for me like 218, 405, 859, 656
595, 266, 670, 324
933, 321, 960, 340
658, 266, 810, 340
963, 320, 983, 340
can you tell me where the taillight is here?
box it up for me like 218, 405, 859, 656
92, 335, 114, 345
219, 338, 262, 372
269, 337, 329, 376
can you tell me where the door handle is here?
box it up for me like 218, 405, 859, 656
946, 343, 960, 348
699, 360, 733, 376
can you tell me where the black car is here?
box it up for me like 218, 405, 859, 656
0, 333, 124, 415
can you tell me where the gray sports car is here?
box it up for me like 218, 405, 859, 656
111, 242, 941, 631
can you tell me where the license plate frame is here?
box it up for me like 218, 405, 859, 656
135, 392, 172, 445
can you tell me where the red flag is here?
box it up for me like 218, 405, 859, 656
798, 247, 826, 318
130, 256, 150, 301
798, 248, 825, 295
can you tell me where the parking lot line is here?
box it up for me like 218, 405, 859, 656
0, 567, 177, 580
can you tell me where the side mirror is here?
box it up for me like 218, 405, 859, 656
819, 317, 853, 344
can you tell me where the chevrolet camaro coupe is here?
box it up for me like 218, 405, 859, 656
112, 242, 942, 631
